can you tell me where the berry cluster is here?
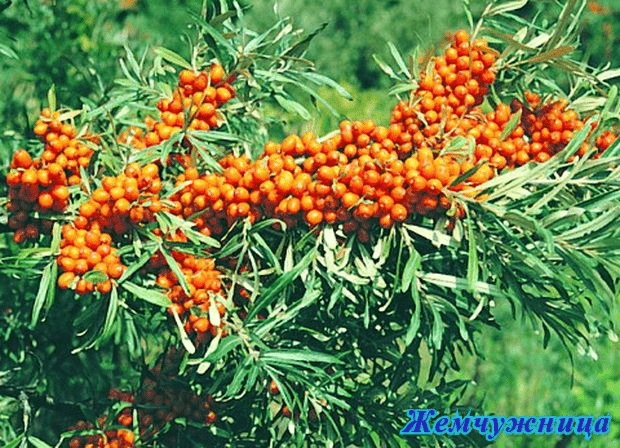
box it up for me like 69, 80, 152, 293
56, 225, 118, 294
125, 31, 616, 244
66, 349, 217, 448
147, 241, 227, 342
6, 110, 95, 243
390, 29, 498, 151
56, 163, 162, 292
134, 348, 218, 431
118, 64, 235, 149
517, 93, 595, 160
164, 119, 471, 240
79, 163, 162, 233
66, 417, 135, 448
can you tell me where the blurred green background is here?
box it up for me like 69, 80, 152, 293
1, 0, 619, 447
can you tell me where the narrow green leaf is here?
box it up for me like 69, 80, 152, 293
441, 136, 468, 154
122, 281, 170, 308
28, 436, 53, 448
170, 305, 196, 354
462, 0, 474, 29
387, 42, 410, 78
486, 0, 528, 17
3, 433, 24, 448
245, 250, 314, 321
119, 247, 158, 283
281, 22, 328, 58
274, 95, 311, 120
261, 349, 343, 365
101, 287, 119, 341
524, 45, 574, 65
124, 45, 142, 78
50, 222, 62, 254
153, 47, 192, 69
204, 335, 242, 362
0, 42, 18, 59
400, 249, 421, 293
83, 270, 109, 284
404, 285, 421, 347
226, 356, 253, 396
372, 54, 399, 80
160, 245, 191, 295
597, 69, 620, 82
47, 84, 56, 112
244, 20, 286, 53
466, 214, 478, 292
302, 72, 352, 100
190, 12, 236, 54
500, 108, 522, 140
429, 301, 444, 350
31, 263, 52, 327
251, 233, 282, 274
546, 0, 577, 49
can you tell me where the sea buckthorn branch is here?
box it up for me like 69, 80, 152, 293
8, 30, 616, 371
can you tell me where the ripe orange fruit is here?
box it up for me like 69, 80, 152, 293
305, 210, 323, 226
51, 185, 69, 201
193, 318, 210, 333
179, 69, 196, 86
390, 204, 407, 222
12, 149, 32, 168
79, 202, 98, 219
58, 272, 76, 289
38, 192, 54, 209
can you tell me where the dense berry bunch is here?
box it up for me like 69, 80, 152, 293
32, 109, 96, 179
56, 225, 118, 294
79, 163, 163, 234
161, 119, 472, 240
6, 110, 95, 243
390, 30, 498, 151
117, 32, 616, 243
516, 93, 592, 160
66, 349, 217, 448
56, 163, 162, 293
134, 349, 218, 431
118, 64, 235, 150
147, 243, 227, 342
10, 32, 618, 299
66, 417, 135, 448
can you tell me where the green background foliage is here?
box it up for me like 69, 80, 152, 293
1, 0, 620, 447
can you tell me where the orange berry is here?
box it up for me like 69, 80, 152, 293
49, 184, 69, 202
79, 201, 98, 219
12, 149, 33, 168
179, 69, 196, 86
58, 272, 76, 289
38, 192, 54, 209
305, 210, 323, 226
109, 187, 125, 201
92, 188, 110, 203
108, 263, 125, 280
193, 318, 210, 333
210, 64, 225, 84
390, 204, 407, 222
